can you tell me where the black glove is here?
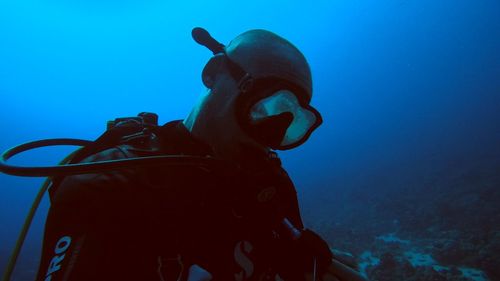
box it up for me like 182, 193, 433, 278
277, 229, 333, 279
296, 229, 333, 270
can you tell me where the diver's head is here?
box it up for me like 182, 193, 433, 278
184, 28, 322, 162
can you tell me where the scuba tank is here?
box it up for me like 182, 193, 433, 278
0, 112, 221, 281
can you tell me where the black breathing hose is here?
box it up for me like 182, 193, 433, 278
0, 138, 220, 177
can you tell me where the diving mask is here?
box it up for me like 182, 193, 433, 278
245, 88, 322, 150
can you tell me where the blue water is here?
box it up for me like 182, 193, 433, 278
1, 0, 499, 280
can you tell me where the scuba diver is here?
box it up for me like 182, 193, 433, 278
3, 28, 366, 281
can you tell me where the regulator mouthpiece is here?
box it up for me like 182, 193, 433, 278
192, 27, 225, 55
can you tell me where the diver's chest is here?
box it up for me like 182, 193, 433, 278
142, 165, 290, 224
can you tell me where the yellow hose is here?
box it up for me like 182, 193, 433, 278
2, 151, 80, 281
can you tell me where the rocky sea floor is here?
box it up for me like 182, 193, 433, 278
355, 232, 492, 281
309, 158, 500, 281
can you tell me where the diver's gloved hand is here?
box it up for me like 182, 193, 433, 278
285, 230, 368, 281
297, 229, 334, 271
280, 229, 333, 278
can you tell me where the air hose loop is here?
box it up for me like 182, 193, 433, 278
0, 138, 221, 177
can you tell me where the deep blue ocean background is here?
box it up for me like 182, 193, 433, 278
1, 0, 499, 280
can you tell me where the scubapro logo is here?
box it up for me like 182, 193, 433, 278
44, 236, 72, 281
234, 241, 254, 281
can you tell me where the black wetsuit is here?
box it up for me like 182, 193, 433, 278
35, 121, 307, 281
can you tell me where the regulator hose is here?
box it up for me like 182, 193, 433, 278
0, 138, 220, 177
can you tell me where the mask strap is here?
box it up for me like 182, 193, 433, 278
191, 27, 255, 93
224, 55, 254, 93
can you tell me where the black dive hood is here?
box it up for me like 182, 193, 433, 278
192, 27, 313, 101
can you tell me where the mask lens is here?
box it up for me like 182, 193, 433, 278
249, 90, 319, 148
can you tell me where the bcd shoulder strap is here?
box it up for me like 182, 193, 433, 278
48, 112, 160, 199
68, 112, 159, 164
